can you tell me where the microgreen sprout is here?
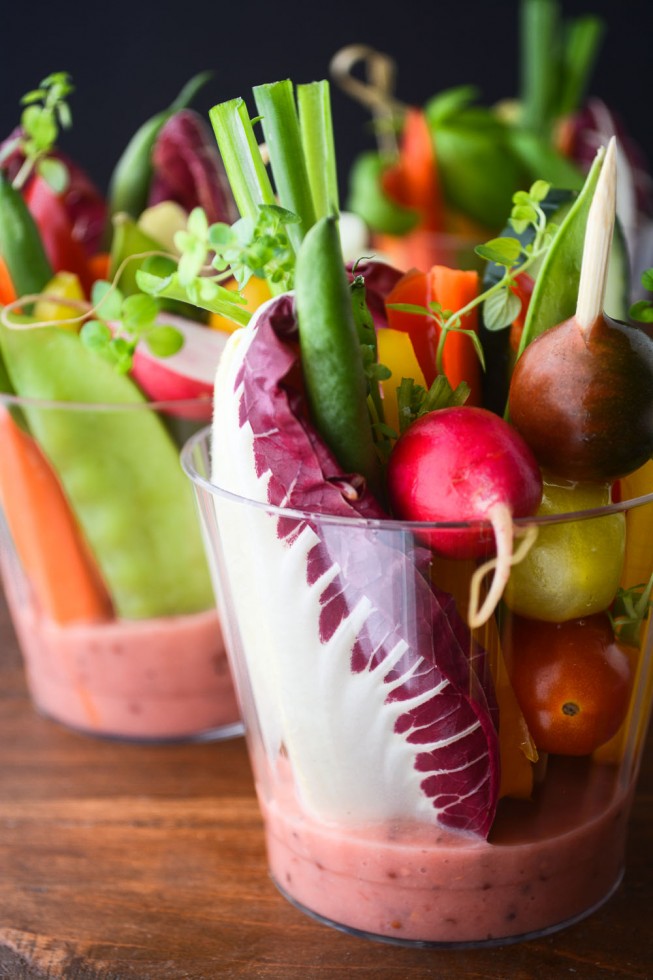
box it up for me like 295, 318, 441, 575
80, 279, 182, 373
0, 72, 74, 192
136, 203, 300, 324
387, 180, 558, 377
609, 570, 653, 649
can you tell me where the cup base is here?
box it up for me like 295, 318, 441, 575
272, 872, 624, 949
31, 703, 244, 744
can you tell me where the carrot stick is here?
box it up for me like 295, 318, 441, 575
0, 256, 16, 306
428, 265, 483, 405
0, 407, 113, 623
381, 108, 442, 231
87, 251, 111, 285
431, 556, 536, 799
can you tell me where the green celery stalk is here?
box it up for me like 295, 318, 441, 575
209, 98, 276, 221
557, 15, 605, 118
253, 80, 317, 252
297, 81, 339, 221
520, 0, 560, 139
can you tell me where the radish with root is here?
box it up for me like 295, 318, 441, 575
386, 405, 542, 628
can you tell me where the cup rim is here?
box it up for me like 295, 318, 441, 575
0, 390, 212, 414
181, 425, 653, 532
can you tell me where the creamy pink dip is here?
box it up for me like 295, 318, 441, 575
261, 754, 632, 945
3, 565, 241, 741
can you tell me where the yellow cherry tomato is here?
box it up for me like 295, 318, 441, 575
504, 478, 625, 622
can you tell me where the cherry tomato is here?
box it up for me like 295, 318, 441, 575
504, 612, 633, 756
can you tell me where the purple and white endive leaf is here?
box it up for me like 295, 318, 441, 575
211, 287, 500, 838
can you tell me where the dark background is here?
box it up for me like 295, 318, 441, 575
1, 0, 650, 201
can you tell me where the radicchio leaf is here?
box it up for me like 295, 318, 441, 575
229, 293, 500, 837
0, 130, 107, 256
148, 109, 238, 225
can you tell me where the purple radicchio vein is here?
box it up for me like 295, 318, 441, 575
234, 289, 501, 837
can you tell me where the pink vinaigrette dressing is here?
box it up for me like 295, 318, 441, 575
2, 548, 241, 741
260, 753, 631, 945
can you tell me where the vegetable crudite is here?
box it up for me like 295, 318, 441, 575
0, 72, 244, 741
174, 63, 653, 948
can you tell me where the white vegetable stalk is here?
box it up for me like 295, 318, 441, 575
576, 136, 617, 334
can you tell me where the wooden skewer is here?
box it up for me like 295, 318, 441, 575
576, 136, 617, 334
329, 45, 405, 158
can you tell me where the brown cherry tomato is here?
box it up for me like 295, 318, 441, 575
504, 612, 633, 756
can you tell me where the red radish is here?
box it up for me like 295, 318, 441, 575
387, 406, 542, 628
130, 315, 229, 420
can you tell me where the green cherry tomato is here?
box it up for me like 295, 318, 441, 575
504, 478, 625, 621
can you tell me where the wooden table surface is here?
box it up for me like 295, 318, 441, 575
1, 588, 651, 980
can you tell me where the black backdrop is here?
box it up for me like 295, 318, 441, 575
1, 0, 650, 200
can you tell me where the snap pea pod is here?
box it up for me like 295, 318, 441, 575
0, 173, 53, 298
295, 215, 383, 499
515, 160, 602, 356
0, 320, 214, 619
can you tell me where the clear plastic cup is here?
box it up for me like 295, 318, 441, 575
0, 393, 242, 742
183, 426, 653, 946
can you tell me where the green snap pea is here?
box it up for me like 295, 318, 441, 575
516, 147, 629, 358
294, 215, 383, 499
0, 320, 214, 619
0, 173, 53, 298
105, 71, 213, 228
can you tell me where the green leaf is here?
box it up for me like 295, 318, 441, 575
511, 203, 538, 225
529, 179, 551, 202
629, 300, 653, 323
208, 222, 236, 248
145, 324, 184, 357
80, 319, 112, 349
483, 286, 522, 331
386, 302, 430, 317
36, 156, 69, 193
187, 206, 209, 238
641, 269, 653, 293
475, 237, 522, 267
122, 292, 159, 328
91, 279, 123, 320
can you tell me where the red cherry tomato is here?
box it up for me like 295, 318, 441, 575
504, 612, 633, 756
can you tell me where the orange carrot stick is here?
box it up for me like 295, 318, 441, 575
86, 251, 111, 285
0, 407, 113, 623
0, 256, 16, 306
381, 108, 443, 231
428, 265, 482, 405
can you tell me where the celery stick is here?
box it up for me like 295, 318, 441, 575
209, 98, 276, 220
520, 0, 559, 139
253, 80, 317, 252
297, 81, 339, 221
557, 15, 605, 118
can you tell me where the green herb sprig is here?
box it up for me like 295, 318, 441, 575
387, 179, 558, 379
0, 72, 74, 192
79, 280, 183, 373
610, 570, 653, 649
136, 203, 300, 322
